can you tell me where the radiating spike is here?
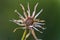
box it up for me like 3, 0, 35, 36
14, 22, 25, 26
15, 20, 22, 22
31, 29, 38, 40
36, 23, 45, 25
35, 25, 46, 30
34, 19, 45, 23
34, 9, 43, 19
9, 19, 16, 22
15, 22, 20, 25
27, 2, 30, 17
33, 27, 43, 33
10, 19, 25, 26
14, 9, 24, 19
39, 20, 45, 22
32, 3, 38, 18
20, 4, 27, 18
25, 32, 30, 40
9, 19, 23, 23
13, 27, 26, 32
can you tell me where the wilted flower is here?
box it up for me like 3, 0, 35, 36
10, 3, 45, 40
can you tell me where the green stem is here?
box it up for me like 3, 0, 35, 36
21, 29, 27, 40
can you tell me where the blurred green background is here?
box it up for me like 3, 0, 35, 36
0, 0, 60, 40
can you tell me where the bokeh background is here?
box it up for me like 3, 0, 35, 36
0, 0, 60, 40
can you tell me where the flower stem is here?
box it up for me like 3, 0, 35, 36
21, 29, 27, 40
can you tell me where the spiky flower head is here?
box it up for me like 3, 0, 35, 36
10, 3, 45, 40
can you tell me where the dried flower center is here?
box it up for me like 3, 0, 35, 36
24, 17, 34, 26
